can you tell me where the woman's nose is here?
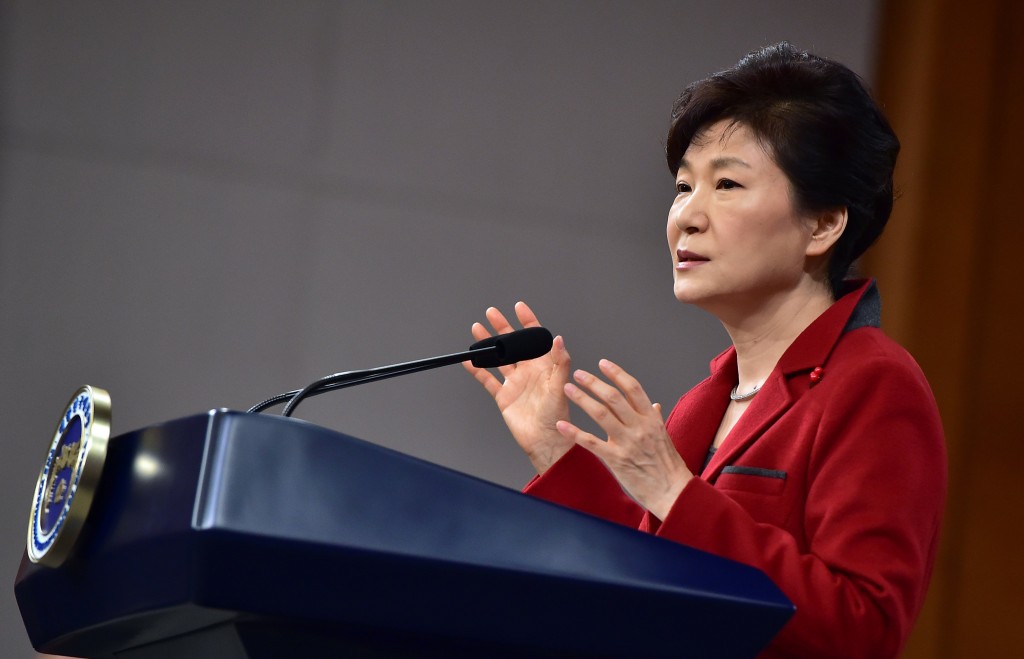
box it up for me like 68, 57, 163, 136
672, 192, 708, 234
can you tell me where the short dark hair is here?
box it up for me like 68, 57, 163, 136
666, 42, 900, 294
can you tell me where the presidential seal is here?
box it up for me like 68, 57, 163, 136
27, 385, 111, 567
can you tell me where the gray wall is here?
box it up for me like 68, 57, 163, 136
0, 1, 878, 655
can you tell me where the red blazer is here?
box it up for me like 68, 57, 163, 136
525, 280, 947, 658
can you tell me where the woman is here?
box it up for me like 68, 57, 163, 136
463, 43, 946, 658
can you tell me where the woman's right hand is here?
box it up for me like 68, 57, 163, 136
462, 301, 574, 474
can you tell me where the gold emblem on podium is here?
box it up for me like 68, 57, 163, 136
27, 386, 111, 567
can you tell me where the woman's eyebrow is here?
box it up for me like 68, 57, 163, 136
678, 156, 752, 172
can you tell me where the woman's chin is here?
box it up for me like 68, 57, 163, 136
672, 281, 710, 305
673, 282, 737, 316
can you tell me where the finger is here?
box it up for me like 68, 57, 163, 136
597, 359, 654, 412
569, 369, 638, 425
514, 300, 543, 328
484, 306, 518, 335
556, 419, 608, 457
552, 335, 572, 376
477, 313, 518, 378
470, 321, 493, 342
563, 381, 626, 435
461, 358, 504, 398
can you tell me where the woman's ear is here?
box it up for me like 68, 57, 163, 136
805, 207, 848, 257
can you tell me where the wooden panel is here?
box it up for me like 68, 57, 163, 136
868, 0, 1024, 656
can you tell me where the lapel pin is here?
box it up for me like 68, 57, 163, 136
809, 366, 824, 386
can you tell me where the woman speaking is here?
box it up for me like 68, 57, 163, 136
464, 43, 946, 658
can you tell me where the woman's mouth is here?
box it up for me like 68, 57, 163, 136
676, 249, 710, 269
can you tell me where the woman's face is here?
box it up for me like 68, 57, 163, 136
667, 119, 821, 317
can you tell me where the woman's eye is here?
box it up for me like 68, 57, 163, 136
717, 179, 740, 190
675, 182, 692, 194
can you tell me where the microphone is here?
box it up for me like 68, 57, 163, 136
467, 326, 553, 368
247, 327, 553, 417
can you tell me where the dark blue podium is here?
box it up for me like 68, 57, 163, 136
16, 410, 792, 657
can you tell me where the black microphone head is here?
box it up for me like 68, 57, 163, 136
470, 327, 553, 368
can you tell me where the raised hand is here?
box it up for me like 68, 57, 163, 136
462, 302, 573, 474
556, 359, 693, 520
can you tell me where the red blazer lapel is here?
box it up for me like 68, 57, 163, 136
700, 279, 877, 481
703, 372, 794, 481
665, 352, 734, 474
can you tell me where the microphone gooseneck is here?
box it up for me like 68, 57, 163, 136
247, 327, 553, 417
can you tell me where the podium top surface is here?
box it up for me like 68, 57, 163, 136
16, 410, 792, 657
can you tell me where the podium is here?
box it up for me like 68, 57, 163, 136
16, 410, 793, 657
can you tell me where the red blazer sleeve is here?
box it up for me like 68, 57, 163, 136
523, 445, 645, 529
653, 351, 946, 658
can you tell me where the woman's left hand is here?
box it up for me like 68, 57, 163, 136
556, 359, 693, 521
